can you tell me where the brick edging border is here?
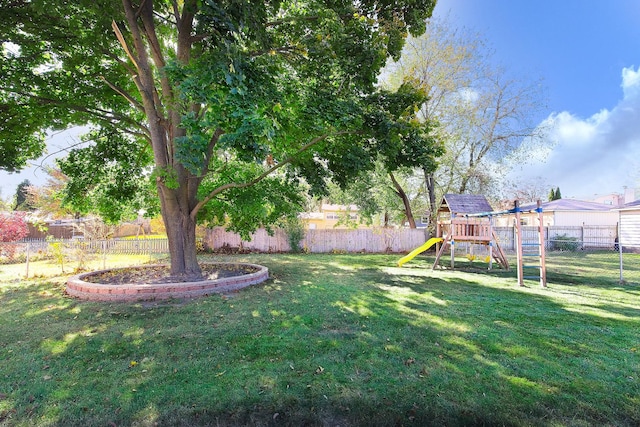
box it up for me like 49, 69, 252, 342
66, 262, 269, 302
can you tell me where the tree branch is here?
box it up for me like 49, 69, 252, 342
111, 20, 140, 71
99, 76, 145, 112
188, 128, 224, 203
249, 45, 305, 58
190, 130, 355, 220
120, 0, 170, 167
5, 87, 147, 134
139, 0, 166, 70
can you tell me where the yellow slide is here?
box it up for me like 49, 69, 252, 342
398, 237, 444, 267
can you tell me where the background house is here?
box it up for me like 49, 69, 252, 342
590, 187, 636, 207
299, 204, 366, 229
617, 199, 640, 252
494, 199, 619, 227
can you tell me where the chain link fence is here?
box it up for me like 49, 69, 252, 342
454, 226, 639, 285
541, 235, 640, 285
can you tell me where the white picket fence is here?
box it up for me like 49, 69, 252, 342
0, 238, 170, 265
205, 227, 429, 253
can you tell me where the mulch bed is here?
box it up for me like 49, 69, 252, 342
83, 264, 261, 285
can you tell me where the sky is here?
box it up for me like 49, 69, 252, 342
433, 0, 640, 200
0, 127, 85, 202
2, 1, 640, 202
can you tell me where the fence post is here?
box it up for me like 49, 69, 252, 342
545, 226, 549, 250
25, 242, 30, 279
618, 220, 624, 284
102, 240, 107, 270
537, 200, 547, 288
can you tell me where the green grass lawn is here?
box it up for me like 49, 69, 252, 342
1, 252, 639, 426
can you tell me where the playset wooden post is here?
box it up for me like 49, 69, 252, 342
515, 200, 524, 286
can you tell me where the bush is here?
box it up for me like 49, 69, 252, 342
284, 218, 305, 253
0, 212, 28, 243
552, 234, 581, 251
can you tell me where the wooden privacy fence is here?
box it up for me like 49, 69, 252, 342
206, 225, 618, 254
205, 227, 429, 253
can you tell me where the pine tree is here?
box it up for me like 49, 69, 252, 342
555, 187, 562, 200
548, 187, 562, 201
14, 180, 33, 211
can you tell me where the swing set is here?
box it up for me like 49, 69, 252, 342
430, 194, 546, 288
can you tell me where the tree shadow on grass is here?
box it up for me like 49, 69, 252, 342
1, 254, 639, 426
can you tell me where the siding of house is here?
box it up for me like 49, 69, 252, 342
495, 210, 618, 227
300, 204, 367, 229
620, 209, 640, 252
553, 211, 619, 226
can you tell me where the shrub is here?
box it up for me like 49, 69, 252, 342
552, 234, 581, 251
0, 212, 29, 242
284, 217, 305, 253
48, 239, 66, 273
0, 212, 29, 259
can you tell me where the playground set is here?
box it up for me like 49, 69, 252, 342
398, 194, 547, 287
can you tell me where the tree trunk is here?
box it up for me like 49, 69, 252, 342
389, 172, 416, 228
458, 176, 469, 194
117, 0, 203, 279
158, 183, 202, 279
424, 169, 438, 236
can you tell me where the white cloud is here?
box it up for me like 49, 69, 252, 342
622, 66, 640, 98
507, 66, 640, 199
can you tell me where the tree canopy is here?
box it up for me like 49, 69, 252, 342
1, 0, 438, 277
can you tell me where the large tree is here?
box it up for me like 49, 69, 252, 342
1, 0, 438, 278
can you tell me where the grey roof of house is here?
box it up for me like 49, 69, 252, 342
617, 199, 640, 211
440, 194, 493, 215
520, 199, 614, 212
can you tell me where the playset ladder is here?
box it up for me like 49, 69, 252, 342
514, 200, 547, 288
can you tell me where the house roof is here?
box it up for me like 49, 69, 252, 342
439, 194, 493, 215
520, 199, 614, 212
321, 204, 359, 211
616, 199, 640, 211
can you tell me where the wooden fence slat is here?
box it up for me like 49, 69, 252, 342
205, 227, 428, 253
